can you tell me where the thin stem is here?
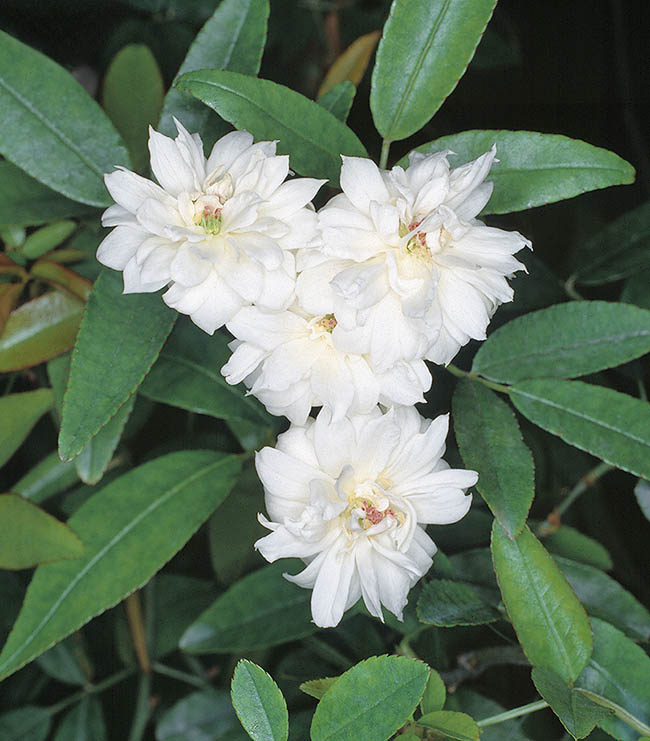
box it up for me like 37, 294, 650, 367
555, 461, 613, 519
564, 275, 584, 301
476, 699, 549, 728
47, 667, 135, 717
445, 364, 511, 395
128, 671, 152, 741
152, 661, 209, 689
637, 377, 647, 402
125, 592, 150, 674
182, 653, 211, 682
379, 139, 392, 169
237, 448, 256, 463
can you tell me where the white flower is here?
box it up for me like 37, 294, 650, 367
297, 147, 530, 368
97, 118, 325, 333
254, 406, 477, 628
222, 303, 431, 425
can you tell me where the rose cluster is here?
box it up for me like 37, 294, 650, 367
98, 119, 530, 628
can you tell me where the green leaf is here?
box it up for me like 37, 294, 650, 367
231, 660, 289, 741
622, 270, 650, 310
12, 451, 79, 504
417, 578, 500, 627
0, 450, 240, 680
420, 669, 446, 715
156, 689, 238, 741
491, 522, 592, 684
370, 0, 497, 142
49, 351, 135, 486
573, 202, 650, 286
53, 697, 106, 741
19, 220, 77, 260
36, 634, 89, 686
446, 689, 532, 741
310, 655, 430, 741
180, 561, 315, 654
473, 302, 650, 383
418, 711, 480, 741
510, 379, 650, 480
538, 524, 613, 571
0, 494, 83, 570
634, 480, 650, 523
175, 70, 367, 184
453, 379, 534, 536
402, 130, 635, 214
159, 0, 269, 145
299, 677, 339, 701
532, 666, 611, 739
555, 556, 650, 643
0, 30, 130, 206
317, 81, 356, 122
140, 318, 271, 427
0, 706, 51, 741
152, 574, 217, 658
102, 44, 164, 172
58, 269, 176, 461
0, 389, 54, 468
0, 290, 84, 373
0, 161, 96, 228
576, 619, 650, 740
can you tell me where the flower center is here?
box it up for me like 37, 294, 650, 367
308, 313, 338, 341
192, 195, 225, 235
345, 478, 405, 533
399, 219, 431, 259
317, 313, 337, 333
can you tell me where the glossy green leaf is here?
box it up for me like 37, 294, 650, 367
176, 70, 367, 184
20, 220, 77, 260
30, 260, 92, 301
555, 557, 650, 643
634, 480, 650, 523
0, 706, 51, 741
156, 689, 238, 741
0, 30, 130, 206
49, 351, 135, 485
0, 494, 83, 569
311, 655, 429, 741
152, 574, 216, 658
140, 318, 270, 427
532, 666, 611, 739
418, 711, 480, 741
491, 522, 592, 684
453, 379, 534, 536
299, 677, 338, 701
573, 202, 650, 286
180, 561, 315, 654
473, 302, 650, 383
622, 270, 650, 310
576, 619, 650, 740
417, 578, 500, 627
370, 0, 496, 141
12, 451, 78, 504
420, 669, 446, 715
0, 282, 24, 335
0, 161, 96, 228
402, 130, 635, 214
102, 44, 164, 172
0, 389, 54, 468
446, 689, 531, 741
539, 524, 613, 571
510, 379, 650, 480
159, 0, 269, 145
0, 290, 84, 372
36, 634, 89, 686
318, 31, 379, 98
317, 81, 356, 122
53, 697, 107, 741
231, 660, 289, 741
0, 450, 240, 680
58, 269, 176, 461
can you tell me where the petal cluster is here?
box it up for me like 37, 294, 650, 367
255, 407, 476, 627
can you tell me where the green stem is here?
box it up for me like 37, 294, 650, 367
564, 275, 584, 301
555, 461, 613, 518
379, 139, 392, 169
125, 592, 150, 675
47, 667, 135, 717
477, 699, 549, 728
128, 671, 152, 741
445, 364, 511, 395
153, 661, 209, 689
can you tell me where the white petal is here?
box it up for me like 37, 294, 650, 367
169, 243, 211, 287
96, 226, 147, 270
206, 130, 255, 173
340, 156, 390, 214
263, 178, 327, 219
148, 127, 199, 196
104, 168, 168, 212
122, 258, 168, 294
309, 541, 356, 627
